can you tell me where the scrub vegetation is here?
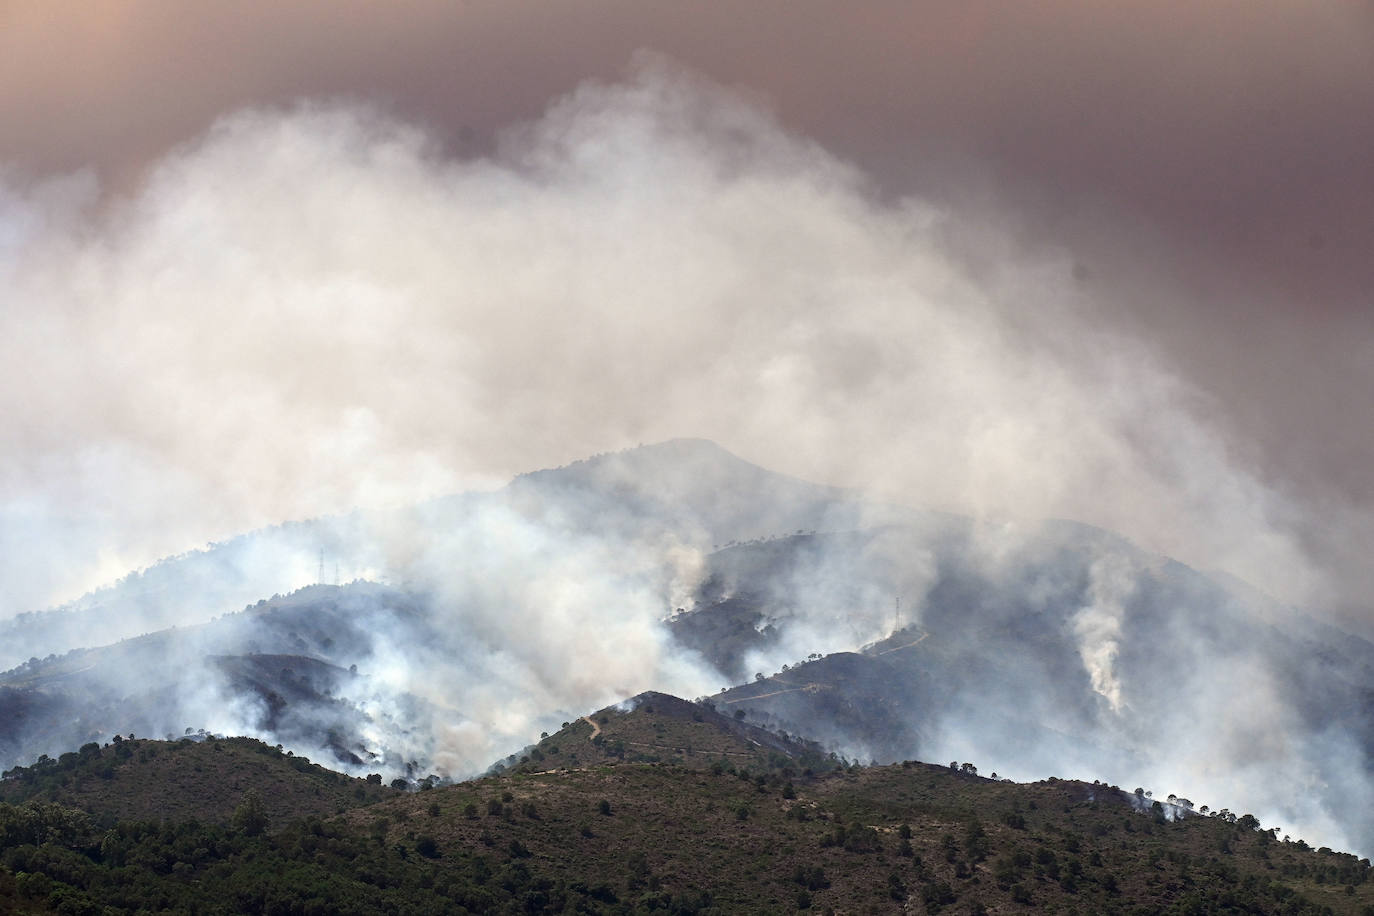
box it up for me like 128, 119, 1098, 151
1, 698, 1370, 915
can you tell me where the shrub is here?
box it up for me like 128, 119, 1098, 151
921, 882, 955, 909
843, 822, 880, 853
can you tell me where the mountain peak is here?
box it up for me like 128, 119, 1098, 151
514, 438, 761, 483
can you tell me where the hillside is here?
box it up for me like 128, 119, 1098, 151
358, 760, 1374, 915
0, 439, 879, 672
0, 583, 439, 774
0, 439, 893, 778
676, 523, 1374, 857
1, 699, 1370, 914
0, 735, 397, 826
711, 650, 930, 761
2, 440, 1373, 859
491, 690, 841, 777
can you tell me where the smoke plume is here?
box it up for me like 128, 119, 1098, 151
0, 55, 1329, 622
2, 50, 1371, 855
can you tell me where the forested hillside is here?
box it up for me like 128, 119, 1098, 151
1, 696, 1371, 915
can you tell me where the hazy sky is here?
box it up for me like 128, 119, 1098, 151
2, 1, 1372, 630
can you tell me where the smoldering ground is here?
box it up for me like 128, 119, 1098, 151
0, 57, 1370, 853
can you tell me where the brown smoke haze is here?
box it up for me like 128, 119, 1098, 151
1, 1, 1372, 636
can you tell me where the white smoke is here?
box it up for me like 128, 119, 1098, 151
1072, 553, 1136, 713
0, 52, 1319, 627
1, 50, 1367, 854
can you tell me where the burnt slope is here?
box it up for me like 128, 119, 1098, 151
0, 583, 437, 774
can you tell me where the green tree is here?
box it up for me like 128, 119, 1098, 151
231, 789, 268, 837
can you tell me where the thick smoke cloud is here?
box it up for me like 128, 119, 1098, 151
0, 5, 1368, 860
4, 63, 1364, 852
0, 55, 1334, 634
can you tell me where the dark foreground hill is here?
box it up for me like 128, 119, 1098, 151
0, 735, 397, 826
1, 696, 1372, 915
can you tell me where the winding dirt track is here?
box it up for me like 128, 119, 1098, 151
721, 629, 932, 705
875, 629, 930, 655
720, 683, 825, 704
581, 716, 602, 740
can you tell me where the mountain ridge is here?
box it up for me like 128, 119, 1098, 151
1, 440, 1372, 859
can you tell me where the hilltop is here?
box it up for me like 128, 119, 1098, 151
0, 735, 397, 826
491, 690, 841, 778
